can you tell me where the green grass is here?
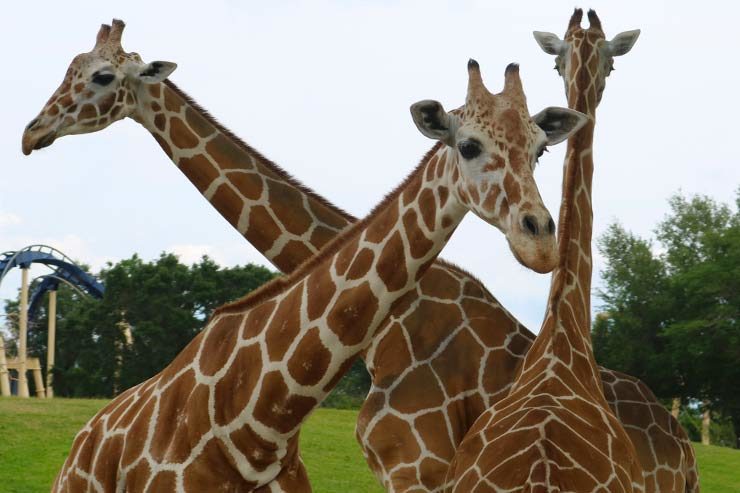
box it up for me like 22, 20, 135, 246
0, 397, 110, 493
0, 397, 383, 493
693, 442, 740, 492
1, 397, 738, 492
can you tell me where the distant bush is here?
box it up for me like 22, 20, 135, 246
322, 359, 370, 409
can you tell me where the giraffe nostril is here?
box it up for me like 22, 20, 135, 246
26, 118, 39, 131
522, 215, 539, 236
547, 217, 556, 235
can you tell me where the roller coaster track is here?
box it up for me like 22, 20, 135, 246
0, 245, 104, 321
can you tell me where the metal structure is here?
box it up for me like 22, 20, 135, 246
0, 245, 104, 397
0, 245, 104, 303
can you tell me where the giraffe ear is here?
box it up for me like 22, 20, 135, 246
532, 107, 589, 145
533, 31, 566, 55
410, 100, 458, 146
605, 30, 640, 57
136, 61, 177, 84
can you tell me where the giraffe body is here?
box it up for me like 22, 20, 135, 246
38, 28, 587, 491
22, 18, 694, 493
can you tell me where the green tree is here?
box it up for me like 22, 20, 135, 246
595, 191, 740, 446
593, 223, 676, 396
4, 253, 277, 398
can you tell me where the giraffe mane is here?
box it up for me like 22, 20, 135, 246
212, 141, 445, 318
163, 80, 356, 224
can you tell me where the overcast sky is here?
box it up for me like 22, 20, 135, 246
1, 0, 738, 334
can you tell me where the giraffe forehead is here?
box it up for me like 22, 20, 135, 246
69, 48, 141, 75
464, 104, 537, 143
465, 98, 525, 124
566, 29, 605, 46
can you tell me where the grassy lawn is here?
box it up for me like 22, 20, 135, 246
1, 397, 738, 492
0, 397, 383, 493
693, 441, 740, 492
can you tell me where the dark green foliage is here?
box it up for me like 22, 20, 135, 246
595, 191, 740, 447
678, 407, 737, 449
322, 359, 371, 409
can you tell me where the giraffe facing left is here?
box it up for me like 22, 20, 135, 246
35, 32, 588, 490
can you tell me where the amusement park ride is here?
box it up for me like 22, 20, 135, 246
0, 244, 103, 398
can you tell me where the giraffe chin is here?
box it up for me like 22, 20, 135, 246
21, 130, 56, 156
508, 238, 558, 274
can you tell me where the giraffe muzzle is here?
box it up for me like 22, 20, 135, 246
22, 127, 57, 156
521, 214, 556, 237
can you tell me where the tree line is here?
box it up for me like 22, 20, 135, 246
593, 191, 739, 448
2, 191, 737, 446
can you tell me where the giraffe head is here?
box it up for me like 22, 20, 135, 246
22, 19, 176, 155
533, 9, 640, 106
410, 61, 587, 273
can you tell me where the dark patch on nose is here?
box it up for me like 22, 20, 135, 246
468, 58, 479, 70
26, 118, 39, 131
522, 215, 539, 236
547, 217, 556, 235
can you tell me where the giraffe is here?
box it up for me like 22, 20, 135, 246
444, 9, 655, 492
21, 19, 697, 493
42, 52, 589, 491
533, 10, 698, 492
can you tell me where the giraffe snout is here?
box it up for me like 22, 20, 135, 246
521, 214, 555, 237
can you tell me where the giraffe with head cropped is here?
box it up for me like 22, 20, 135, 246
444, 10, 667, 492
44, 52, 587, 491
23, 18, 697, 493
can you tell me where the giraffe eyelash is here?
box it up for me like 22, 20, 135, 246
535, 146, 548, 167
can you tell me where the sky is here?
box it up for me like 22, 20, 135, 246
1, 0, 738, 334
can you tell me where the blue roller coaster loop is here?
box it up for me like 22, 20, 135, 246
0, 245, 104, 322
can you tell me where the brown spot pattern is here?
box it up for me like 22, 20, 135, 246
199, 315, 241, 376
245, 206, 282, 252
326, 282, 378, 346
253, 371, 317, 434
375, 231, 407, 292
179, 154, 220, 193
169, 117, 199, 149
214, 344, 261, 425
265, 290, 301, 361
287, 328, 332, 386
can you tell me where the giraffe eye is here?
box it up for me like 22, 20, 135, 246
92, 72, 115, 86
535, 145, 548, 164
457, 140, 481, 160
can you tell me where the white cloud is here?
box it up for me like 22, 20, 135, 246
0, 212, 21, 229
168, 244, 224, 265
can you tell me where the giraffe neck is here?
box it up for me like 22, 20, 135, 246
515, 56, 602, 397
207, 144, 469, 442
132, 80, 354, 273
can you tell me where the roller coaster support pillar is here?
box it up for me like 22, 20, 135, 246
46, 289, 57, 398
0, 335, 9, 396
18, 267, 29, 398
33, 367, 45, 397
